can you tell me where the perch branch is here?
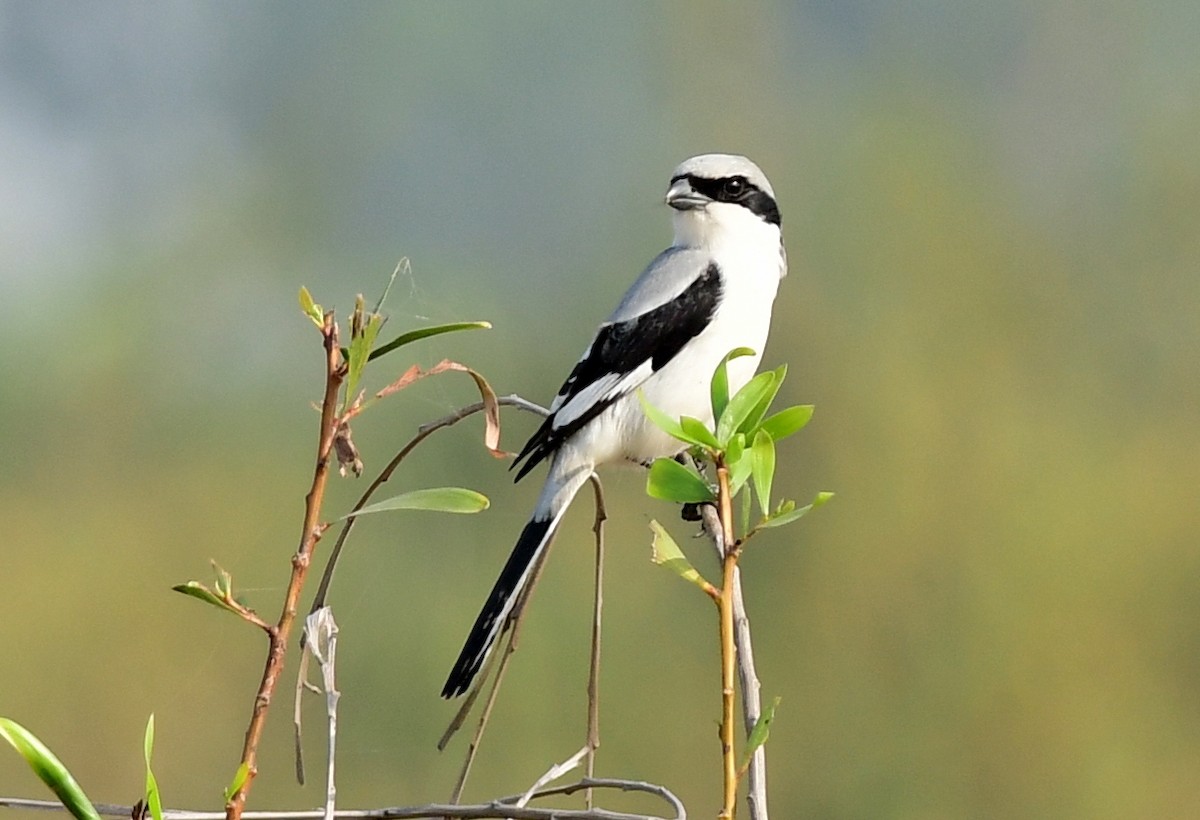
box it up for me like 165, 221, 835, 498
700, 504, 767, 820
0, 775, 687, 819
226, 311, 344, 820
585, 474, 608, 808
714, 464, 738, 820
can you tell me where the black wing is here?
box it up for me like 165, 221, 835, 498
511, 262, 723, 481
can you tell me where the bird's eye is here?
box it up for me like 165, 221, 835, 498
722, 178, 745, 198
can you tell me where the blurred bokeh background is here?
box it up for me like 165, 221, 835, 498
2, 2, 1198, 818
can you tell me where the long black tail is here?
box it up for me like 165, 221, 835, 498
441, 517, 553, 698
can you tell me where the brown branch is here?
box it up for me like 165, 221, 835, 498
714, 464, 738, 820
226, 312, 345, 820
699, 505, 767, 820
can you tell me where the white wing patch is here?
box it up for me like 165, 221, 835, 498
551, 360, 654, 431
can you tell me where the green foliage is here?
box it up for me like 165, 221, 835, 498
310, 271, 491, 415
758, 405, 813, 441
344, 294, 384, 412
637, 390, 692, 445
710, 347, 757, 421
343, 487, 490, 517
741, 696, 782, 772
643, 353, 833, 543
172, 583, 240, 616
223, 763, 251, 803
0, 718, 101, 820
143, 715, 163, 820
756, 492, 835, 529
298, 286, 324, 327
369, 321, 491, 363
750, 430, 775, 517
171, 563, 243, 617
649, 520, 716, 595
646, 458, 715, 504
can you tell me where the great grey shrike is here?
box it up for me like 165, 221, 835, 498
442, 153, 786, 698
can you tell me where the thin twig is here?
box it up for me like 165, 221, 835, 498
585, 475, 608, 809
298, 394, 547, 786
442, 615, 514, 801
700, 506, 767, 820
443, 537, 556, 801
308, 395, 548, 619
227, 312, 344, 820
714, 465, 738, 820
728, 572, 765, 818
0, 776, 687, 820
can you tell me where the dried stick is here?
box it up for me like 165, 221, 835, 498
584, 475, 608, 808
441, 474, 608, 805
303, 608, 341, 820
0, 775, 688, 819
442, 533, 557, 800
227, 312, 344, 820
442, 546, 544, 801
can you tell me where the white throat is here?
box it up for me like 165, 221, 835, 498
672, 202, 786, 279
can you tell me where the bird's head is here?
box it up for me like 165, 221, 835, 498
665, 153, 781, 249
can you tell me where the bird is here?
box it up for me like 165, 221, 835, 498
441, 153, 787, 698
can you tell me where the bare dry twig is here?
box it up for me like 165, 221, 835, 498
584, 475, 608, 808
442, 543, 555, 800
226, 311, 345, 820
1, 776, 687, 820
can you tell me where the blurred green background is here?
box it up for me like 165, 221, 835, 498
2, 2, 1198, 818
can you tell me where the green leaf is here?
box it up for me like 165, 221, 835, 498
720, 437, 748, 494
171, 581, 241, 617
649, 520, 715, 593
223, 762, 251, 803
738, 364, 787, 437
637, 391, 691, 444
646, 458, 716, 503
759, 405, 814, 441
679, 416, 719, 450
344, 487, 490, 517
298, 287, 323, 327
368, 321, 492, 362
750, 430, 776, 517
759, 491, 835, 529
710, 347, 757, 422
0, 718, 101, 820
143, 715, 162, 820
344, 300, 384, 409
741, 696, 781, 771
738, 477, 753, 537
716, 370, 776, 445
213, 563, 232, 599
725, 432, 746, 467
